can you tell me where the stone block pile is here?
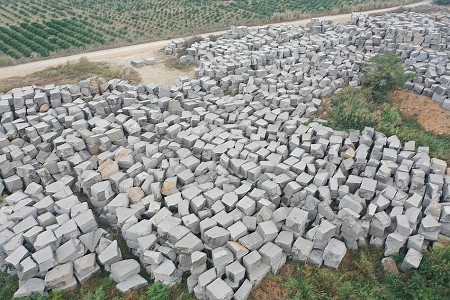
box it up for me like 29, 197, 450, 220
165, 39, 186, 55
353, 13, 450, 109
0, 183, 147, 297
170, 12, 450, 110
0, 11, 449, 300
131, 57, 156, 68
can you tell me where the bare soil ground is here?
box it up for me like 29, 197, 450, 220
0, 50, 194, 92
107, 51, 195, 87
0, 58, 141, 93
391, 90, 450, 136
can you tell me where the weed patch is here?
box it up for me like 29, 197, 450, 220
327, 52, 450, 162
329, 87, 450, 162
163, 55, 196, 72
280, 246, 450, 300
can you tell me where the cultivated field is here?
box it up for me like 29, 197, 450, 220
0, 0, 416, 65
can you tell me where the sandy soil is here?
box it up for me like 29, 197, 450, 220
107, 51, 194, 87
392, 90, 450, 135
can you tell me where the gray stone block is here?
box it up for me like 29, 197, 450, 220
98, 240, 122, 267
205, 226, 231, 248
110, 259, 141, 283
206, 278, 234, 300
44, 262, 77, 290
14, 278, 45, 298
74, 253, 100, 283
116, 274, 148, 292
239, 232, 264, 251
292, 237, 313, 262
56, 239, 86, 264
400, 248, 423, 271
256, 220, 279, 243
175, 233, 204, 254
323, 238, 347, 269
233, 279, 252, 300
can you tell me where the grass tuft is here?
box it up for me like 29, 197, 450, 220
163, 55, 196, 72
147, 283, 170, 300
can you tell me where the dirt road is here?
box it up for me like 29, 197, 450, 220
0, 0, 430, 81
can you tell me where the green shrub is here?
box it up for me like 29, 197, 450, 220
0, 272, 18, 300
329, 87, 391, 130
82, 287, 107, 300
147, 283, 170, 300
361, 52, 415, 103
207, 34, 220, 42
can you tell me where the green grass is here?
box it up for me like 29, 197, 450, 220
282, 246, 450, 300
391, 118, 450, 161
0, 272, 19, 300
147, 284, 170, 300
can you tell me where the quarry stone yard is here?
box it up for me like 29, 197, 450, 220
0, 8, 449, 300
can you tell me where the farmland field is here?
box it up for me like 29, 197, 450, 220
0, 0, 415, 64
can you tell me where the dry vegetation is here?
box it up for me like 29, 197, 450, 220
163, 56, 197, 72
0, 58, 141, 93
249, 264, 294, 300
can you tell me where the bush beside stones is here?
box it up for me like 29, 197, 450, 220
361, 52, 416, 103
